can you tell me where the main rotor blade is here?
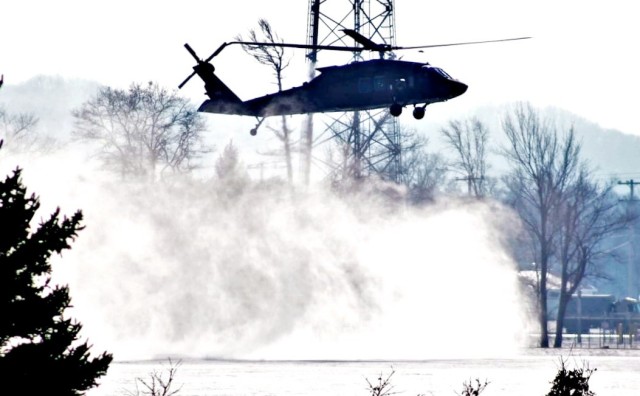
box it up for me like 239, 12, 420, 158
197, 36, 530, 64
203, 40, 365, 62
342, 29, 388, 51
247, 42, 364, 53
394, 36, 531, 51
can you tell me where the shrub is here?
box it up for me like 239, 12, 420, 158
547, 356, 596, 396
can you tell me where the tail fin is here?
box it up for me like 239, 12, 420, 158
180, 44, 252, 115
193, 62, 241, 103
193, 63, 255, 115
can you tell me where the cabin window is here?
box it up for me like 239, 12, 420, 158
358, 77, 372, 93
394, 78, 407, 91
374, 76, 387, 91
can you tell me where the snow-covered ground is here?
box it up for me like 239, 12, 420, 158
89, 349, 640, 396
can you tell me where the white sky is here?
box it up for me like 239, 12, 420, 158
2, 0, 639, 134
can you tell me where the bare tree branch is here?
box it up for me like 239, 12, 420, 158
501, 102, 581, 348
72, 82, 210, 180
0, 106, 51, 154
237, 19, 295, 183
441, 117, 490, 198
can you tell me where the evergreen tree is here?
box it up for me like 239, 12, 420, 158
0, 146, 113, 395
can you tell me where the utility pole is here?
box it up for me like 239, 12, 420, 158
454, 175, 484, 197
618, 179, 639, 201
618, 179, 639, 299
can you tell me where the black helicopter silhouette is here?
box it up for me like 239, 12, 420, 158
179, 30, 529, 135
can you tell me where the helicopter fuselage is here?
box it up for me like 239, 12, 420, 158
197, 59, 467, 118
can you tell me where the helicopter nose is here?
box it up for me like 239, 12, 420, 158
450, 80, 468, 98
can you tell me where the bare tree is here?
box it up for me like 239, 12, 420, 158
501, 102, 581, 348
0, 105, 50, 154
323, 118, 440, 199
365, 368, 397, 396
399, 133, 447, 203
237, 19, 295, 184
72, 82, 209, 180
441, 117, 490, 198
459, 379, 490, 396
126, 359, 182, 396
553, 172, 628, 347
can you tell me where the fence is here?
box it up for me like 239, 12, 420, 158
527, 330, 640, 349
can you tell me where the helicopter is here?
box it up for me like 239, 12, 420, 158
179, 30, 529, 135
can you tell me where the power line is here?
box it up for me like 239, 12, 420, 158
618, 179, 640, 201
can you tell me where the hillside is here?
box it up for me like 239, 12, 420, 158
450, 104, 640, 180
0, 75, 99, 140
543, 107, 640, 178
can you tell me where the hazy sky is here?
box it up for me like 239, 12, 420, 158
2, 0, 639, 134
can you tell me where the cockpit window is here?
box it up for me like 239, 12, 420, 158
434, 68, 452, 79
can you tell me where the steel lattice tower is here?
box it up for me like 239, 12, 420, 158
303, 0, 401, 183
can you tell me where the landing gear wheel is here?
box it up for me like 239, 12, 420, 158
250, 117, 265, 136
412, 107, 425, 120
390, 103, 402, 117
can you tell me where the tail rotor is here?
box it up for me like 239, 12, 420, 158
178, 44, 214, 89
